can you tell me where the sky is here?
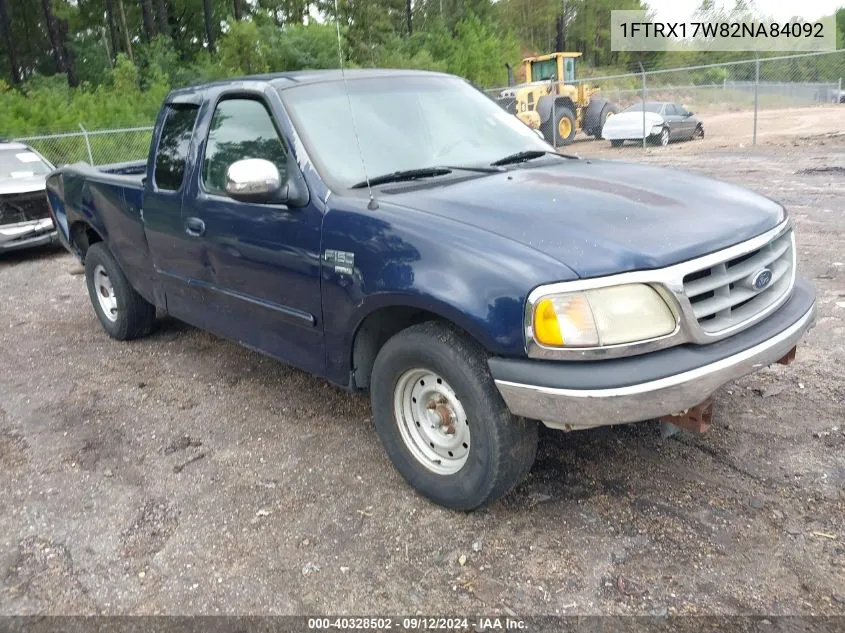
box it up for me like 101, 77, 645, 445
644, 0, 842, 23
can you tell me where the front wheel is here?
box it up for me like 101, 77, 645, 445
542, 107, 577, 146
650, 126, 670, 147
370, 322, 538, 511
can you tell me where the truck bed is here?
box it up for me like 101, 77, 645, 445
45, 160, 153, 299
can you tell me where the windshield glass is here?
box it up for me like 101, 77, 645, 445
623, 102, 663, 114
0, 148, 52, 179
530, 59, 556, 81
279, 75, 550, 189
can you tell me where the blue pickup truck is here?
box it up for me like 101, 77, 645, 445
46, 69, 816, 510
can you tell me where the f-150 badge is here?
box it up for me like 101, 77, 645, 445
324, 249, 355, 275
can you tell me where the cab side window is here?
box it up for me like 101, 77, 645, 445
202, 98, 288, 196
154, 105, 199, 191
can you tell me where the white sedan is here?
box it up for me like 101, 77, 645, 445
602, 101, 704, 147
0, 142, 58, 252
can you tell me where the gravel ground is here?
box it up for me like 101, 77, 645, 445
1, 130, 843, 617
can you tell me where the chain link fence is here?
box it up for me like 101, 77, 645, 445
12, 126, 154, 168
10, 50, 844, 164
486, 49, 845, 149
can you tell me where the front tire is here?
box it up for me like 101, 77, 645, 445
542, 107, 577, 146
370, 322, 538, 511
84, 242, 155, 340
650, 126, 670, 147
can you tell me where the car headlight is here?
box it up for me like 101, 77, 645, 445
531, 284, 676, 347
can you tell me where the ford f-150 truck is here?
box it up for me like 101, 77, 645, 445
45, 69, 816, 510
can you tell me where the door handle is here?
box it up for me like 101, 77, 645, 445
184, 217, 206, 237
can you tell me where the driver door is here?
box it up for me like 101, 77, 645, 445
183, 92, 325, 374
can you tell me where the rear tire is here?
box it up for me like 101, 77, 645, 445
595, 104, 617, 137
694, 124, 704, 139
84, 242, 155, 340
370, 322, 538, 511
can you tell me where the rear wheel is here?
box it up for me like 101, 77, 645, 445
595, 104, 617, 137
370, 322, 538, 511
84, 242, 155, 340
694, 124, 704, 139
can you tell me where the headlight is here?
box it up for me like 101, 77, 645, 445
531, 284, 676, 347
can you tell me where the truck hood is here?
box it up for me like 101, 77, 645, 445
386, 159, 784, 278
0, 175, 47, 196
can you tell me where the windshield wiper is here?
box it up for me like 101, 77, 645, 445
490, 150, 577, 167
443, 164, 505, 173
351, 167, 452, 189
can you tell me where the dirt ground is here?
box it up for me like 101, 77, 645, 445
1, 108, 844, 619
571, 104, 844, 155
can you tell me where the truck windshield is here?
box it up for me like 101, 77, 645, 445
279, 75, 550, 189
0, 149, 51, 179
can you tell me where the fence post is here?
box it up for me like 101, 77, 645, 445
639, 62, 646, 149
79, 123, 94, 165
753, 57, 760, 147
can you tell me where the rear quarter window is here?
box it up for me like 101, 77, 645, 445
154, 105, 200, 191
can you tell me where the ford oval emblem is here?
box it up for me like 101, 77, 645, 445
751, 268, 773, 291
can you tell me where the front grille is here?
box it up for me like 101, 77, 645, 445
683, 228, 794, 334
0, 191, 51, 226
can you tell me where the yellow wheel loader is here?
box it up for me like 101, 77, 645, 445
496, 52, 616, 146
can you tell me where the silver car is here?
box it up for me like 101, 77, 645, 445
602, 101, 704, 147
0, 141, 58, 252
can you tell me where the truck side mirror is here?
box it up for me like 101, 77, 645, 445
225, 158, 286, 204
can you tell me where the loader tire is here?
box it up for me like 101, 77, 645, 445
542, 107, 577, 146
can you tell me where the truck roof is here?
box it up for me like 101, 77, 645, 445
166, 68, 451, 103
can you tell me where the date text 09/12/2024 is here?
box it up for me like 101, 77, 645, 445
307, 617, 527, 631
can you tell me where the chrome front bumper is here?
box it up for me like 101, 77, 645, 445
492, 295, 816, 431
0, 218, 57, 251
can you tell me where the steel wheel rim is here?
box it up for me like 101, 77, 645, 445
93, 264, 118, 322
660, 129, 669, 146
558, 117, 572, 139
393, 368, 470, 475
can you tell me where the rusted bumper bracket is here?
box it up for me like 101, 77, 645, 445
777, 345, 797, 365
659, 398, 714, 434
